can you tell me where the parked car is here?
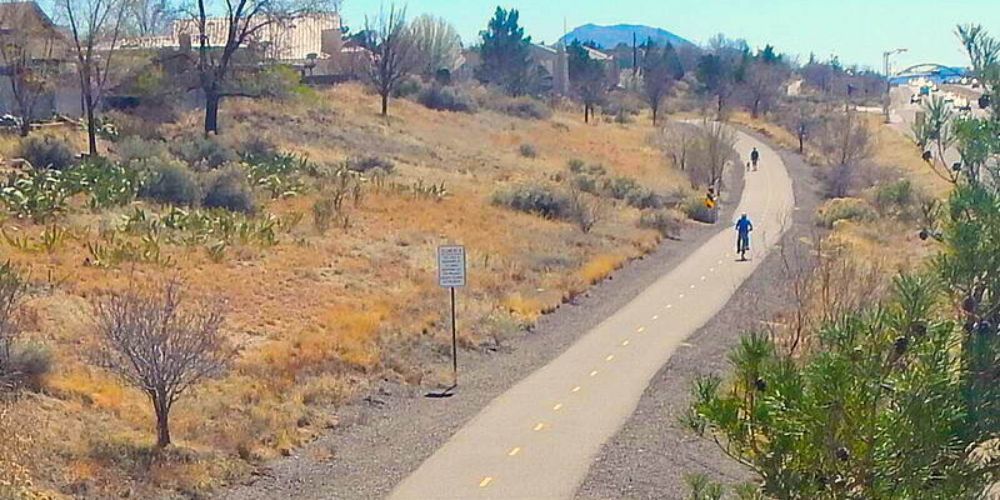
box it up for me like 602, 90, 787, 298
0, 115, 23, 130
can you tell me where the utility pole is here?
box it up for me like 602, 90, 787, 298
883, 48, 908, 123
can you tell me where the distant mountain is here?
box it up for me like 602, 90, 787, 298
559, 24, 692, 50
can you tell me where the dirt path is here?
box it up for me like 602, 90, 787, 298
577, 136, 821, 499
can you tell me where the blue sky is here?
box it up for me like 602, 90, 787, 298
340, 0, 998, 70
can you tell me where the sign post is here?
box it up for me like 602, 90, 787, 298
438, 245, 466, 388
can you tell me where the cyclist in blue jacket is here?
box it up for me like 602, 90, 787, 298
736, 213, 753, 261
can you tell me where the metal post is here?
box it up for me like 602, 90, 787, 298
450, 286, 458, 387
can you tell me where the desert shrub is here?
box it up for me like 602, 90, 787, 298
626, 188, 664, 210
474, 87, 552, 120
202, 166, 255, 213
346, 155, 395, 174
171, 135, 236, 170
639, 210, 683, 238
417, 86, 478, 113
493, 184, 572, 220
140, 159, 201, 206
113, 135, 170, 166
568, 189, 603, 233
874, 179, 914, 211
312, 198, 335, 234
817, 197, 876, 228
244, 152, 312, 199
567, 159, 585, 172
503, 96, 552, 120
239, 135, 280, 161
684, 196, 719, 224
392, 76, 423, 98
17, 136, 75, 170
605, 176, 664, 208
603, 91, 643, 117
572, 175, 600, 194
3, 343, 51, 393
519, 143, 538, 158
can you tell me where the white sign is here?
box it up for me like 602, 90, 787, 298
438, 245, 467, 288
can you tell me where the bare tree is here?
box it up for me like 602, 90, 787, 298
776, 99, 821, 154
743, 59, 787, 118
818, 108, 872, 167
187, 0, 330, 134
59, 0, 127, 157
641, 40, 683, 125
126, 0, 177, 36
408, 14, 461, 79
656, 121, 695, 171
94, 280, 232, 448
689, 120, 737, 191
0, 1, 61, 137
363, 4, 416, 116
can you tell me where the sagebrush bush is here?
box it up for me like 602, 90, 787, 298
817, 197, 876, 228
346, 155, 395, 174
639, 210, 683, 238
2, 343, 51, 392
17, 136, 75, 170
392, 77, 423, 98
684, 197, 719, 223
474, 87, 552, 120
240, 135, 279, 161
140, 159, 201, 206
519, 144, 538, 158
874, 179, 914, 211
503, 96, 552, 120
626, 188, 664, 210
172, 135, 236, 170
201, 166, 255, 213
113, 135, 170, 166
417, 86, 478, 113
493, 184, 572, 220
604, 176, 641, 200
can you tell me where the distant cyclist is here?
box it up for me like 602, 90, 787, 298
735, 213, 753, 261
750, 148, 760, 171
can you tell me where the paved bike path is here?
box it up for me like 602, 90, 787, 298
390, 127, 795, 499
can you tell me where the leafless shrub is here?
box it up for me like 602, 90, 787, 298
688, 120, 737, 191
568, 187, 604, 234
816, 108, 873, 167
0, 262, 28, 393
773, 236, 887, 356
93, 279, 233, 448
655, 122, 696, 172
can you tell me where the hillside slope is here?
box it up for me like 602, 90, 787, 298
2, 84, 694, 497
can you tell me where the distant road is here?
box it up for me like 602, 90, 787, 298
389, 127, 796, 499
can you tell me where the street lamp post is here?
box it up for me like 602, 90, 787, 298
883, 48, 908, 123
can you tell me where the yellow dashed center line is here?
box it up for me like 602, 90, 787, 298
572, 385, 582, 393
637, 326, 646, 333
605, 354, 615, 361
508, 447, 521, 457
652, 314, 659, 320
690, 284, 696, 289
679, 294, 685, 299
590, 370, 598, 377
479, 477, 493, 488
666, 304, 673, 309
622, 340, 630, 346
710, 267, 716, 272
553, 403, 563, 411
533, 423, 546, 431
701, 276, 706, 281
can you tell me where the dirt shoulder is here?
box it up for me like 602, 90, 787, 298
576, 133, 822, 499
220, 142, 745, 500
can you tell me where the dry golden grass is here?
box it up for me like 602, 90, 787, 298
2, 83, 690, 496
